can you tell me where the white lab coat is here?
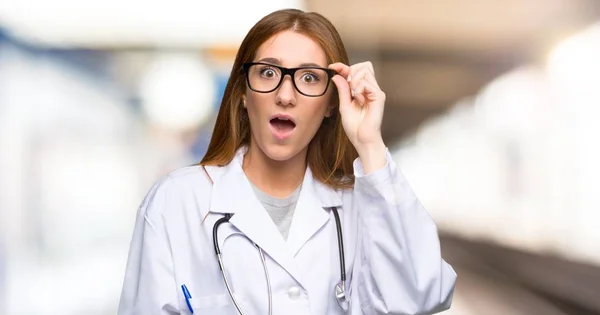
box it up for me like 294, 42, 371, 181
118, 146, 456, 315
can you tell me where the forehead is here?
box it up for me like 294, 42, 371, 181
254, 30, 327, 67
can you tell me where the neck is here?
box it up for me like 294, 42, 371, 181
242, 141, 307, 198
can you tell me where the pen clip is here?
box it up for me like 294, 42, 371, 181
181, 284, 194, 314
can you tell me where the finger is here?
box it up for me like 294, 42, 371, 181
355, 61, 376, 77
353, 86, 367, 106
349, 67, 367, 91
364, 61, 375, 75
350, 61, 375, 77
331, 74, 352, 113
329, 62, 352, 81
353, 79, 381, 105
349, 67, 380, 91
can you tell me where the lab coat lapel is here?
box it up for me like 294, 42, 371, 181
207, 149, 305, 286
286, 167, 343, 257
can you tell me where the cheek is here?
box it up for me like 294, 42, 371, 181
303, 101, 330, 130
245, 95, 267, 123
311, 99, 331, 118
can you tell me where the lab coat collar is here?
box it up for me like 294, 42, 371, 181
286, 159, 342, 257
204, 146, 343, 288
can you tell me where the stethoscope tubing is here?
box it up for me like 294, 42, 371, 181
331, 207, 346, 284
212, 207, 347, 314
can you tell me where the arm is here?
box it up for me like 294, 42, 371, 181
350, 148, 456, 315
328, 61, 456, 314
117, 176, 180, 315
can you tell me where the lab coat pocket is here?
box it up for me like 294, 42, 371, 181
179, 293, 246, 314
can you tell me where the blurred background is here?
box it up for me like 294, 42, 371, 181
1, 0, 599, 314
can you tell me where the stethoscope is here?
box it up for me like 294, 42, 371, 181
212, 207, 349, 314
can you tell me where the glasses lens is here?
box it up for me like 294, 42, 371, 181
247, 64, 329, 96
294, 68, 329, 96
247, 64, 282, 93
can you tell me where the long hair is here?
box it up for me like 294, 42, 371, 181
200, 9, 357, 189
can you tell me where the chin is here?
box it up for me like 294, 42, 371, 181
261, 142, 305, 162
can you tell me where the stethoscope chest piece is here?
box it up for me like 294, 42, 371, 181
335, 281, 350, 312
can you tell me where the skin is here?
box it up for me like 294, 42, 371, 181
242, 30, 387, 198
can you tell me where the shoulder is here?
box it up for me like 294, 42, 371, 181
166, 164, 213, 187
138, 165, 217, 217
157, 165, 213, 192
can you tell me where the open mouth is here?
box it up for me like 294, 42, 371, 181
270, 117, 296, 131
269, 116, 296, 140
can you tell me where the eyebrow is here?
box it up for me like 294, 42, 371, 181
256, 57, 324, 68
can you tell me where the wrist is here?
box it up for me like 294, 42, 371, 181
356, 139, 387, 175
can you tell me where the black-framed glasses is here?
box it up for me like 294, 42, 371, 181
242, 62, 336, 97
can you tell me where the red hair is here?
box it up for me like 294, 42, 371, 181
200, 9, 357, 189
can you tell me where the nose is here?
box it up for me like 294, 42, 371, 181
275, 75, 296, 107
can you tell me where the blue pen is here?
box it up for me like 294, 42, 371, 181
181, 284, 194, 314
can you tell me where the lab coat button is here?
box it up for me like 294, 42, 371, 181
287, 286, 301, 299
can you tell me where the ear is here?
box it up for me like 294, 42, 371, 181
325, 104, 335, 117
242, 97, 247, 108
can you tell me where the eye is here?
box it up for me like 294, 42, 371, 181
300, 72, 319, 83
259, 67, 278, 78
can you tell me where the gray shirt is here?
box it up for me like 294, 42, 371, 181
250, 182, 302, 240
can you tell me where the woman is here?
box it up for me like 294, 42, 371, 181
118, 8, 456, 315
